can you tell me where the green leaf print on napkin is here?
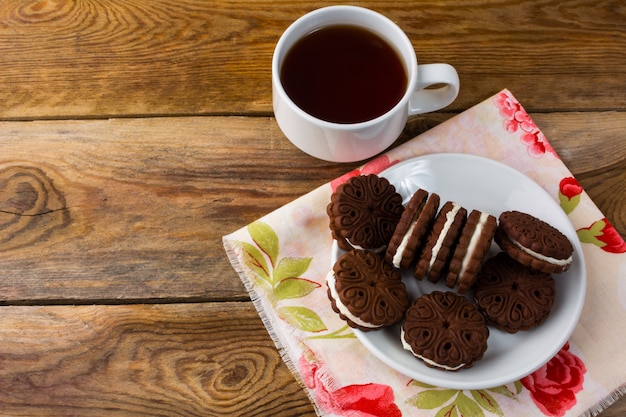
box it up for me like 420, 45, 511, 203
237, 221, 356, 338
278, 306, 327, 332
273, 257, 312, 286
239, 241, 271, 284
274, 277, 320, 300
248, 221, 279, 266
407, 380, 523, 416
237, 221, 326, 333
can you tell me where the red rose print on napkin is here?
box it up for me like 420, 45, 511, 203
299, 350, 402, 417
494, 91, 557, 158
558, 177, 583, 214
330, 155, 400, 192
557, 176, 626, 253
521, 342, 586, 417
578, 217, 626, 254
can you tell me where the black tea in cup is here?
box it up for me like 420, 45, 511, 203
280, 25, 408, 124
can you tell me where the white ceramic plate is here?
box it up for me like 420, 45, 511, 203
331, 153, 586, 390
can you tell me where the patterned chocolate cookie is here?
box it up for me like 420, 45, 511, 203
414, 201, 467, 282
474, 252, 556, 333
401, 291, 489, 371
385, 189, 440, 270
327, 174, 404, 252
327, 249, 409, 331
445, 210, 497, 294
495, 210, 573, 274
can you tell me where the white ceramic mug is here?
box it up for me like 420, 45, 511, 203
272, 6, 460, 163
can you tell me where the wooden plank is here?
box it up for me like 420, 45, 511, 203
0, 302, 316, 416
531, 112, 626, 229
0, 113, 624, 304
0, 116, 353, 303
0, 0, 624, 119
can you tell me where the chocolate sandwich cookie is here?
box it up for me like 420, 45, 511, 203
327, 174, 404, 253
474, 252, 556, 333
327, 249, 409, 331
385, 189, 440, 270
402, 291, 489, 371
494, 210, 574, 274
444, 210, 497, 294
414, 201, 467, 282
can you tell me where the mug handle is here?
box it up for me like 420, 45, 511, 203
408, 63, 460, 115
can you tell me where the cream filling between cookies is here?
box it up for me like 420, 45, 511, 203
346, 240, 386, 254
427, 203, 462, 274
400, 328, 465, 371
508, 236, 573, 266
326, 271, 383, 329
392, 217, 420, 268
457, 212, 490, 284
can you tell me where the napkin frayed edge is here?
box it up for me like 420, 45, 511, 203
583, 384, 626, 417
222, 237, 325, 416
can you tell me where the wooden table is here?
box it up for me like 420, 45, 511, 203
0, 1, 624, 415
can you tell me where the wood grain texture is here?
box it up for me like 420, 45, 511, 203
0, 116, 347, 303
0, 0, 624, 119
0, 0, 625, 415
0, 113, 623, 304
0, 302, 316, 416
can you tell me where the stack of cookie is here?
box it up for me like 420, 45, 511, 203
325, 174, 574, 371
328, 174, 499, 295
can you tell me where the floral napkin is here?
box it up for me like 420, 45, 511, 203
223, 90, 626, 417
